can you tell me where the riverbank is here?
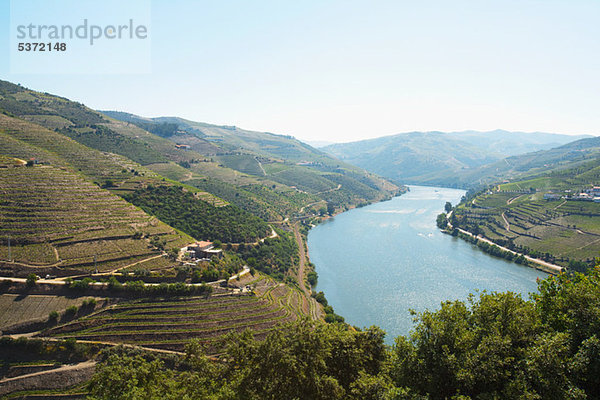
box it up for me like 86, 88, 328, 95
296, 189, 408, 322
444, 227, 563, 275
441, 211, 563, 275
306, 185, 546, 340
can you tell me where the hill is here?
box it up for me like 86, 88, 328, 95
0, 156, 191, 277
101, 111, 403, 215
449, 149, 600, 270
429, 136, 600, 188
0, 79, 327, 376
321, 130, 590, 187
0, 82, 402, 222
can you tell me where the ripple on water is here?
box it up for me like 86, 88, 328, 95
307, 185, 548, 343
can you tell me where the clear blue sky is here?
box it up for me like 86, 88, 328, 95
1, 0, 599, 142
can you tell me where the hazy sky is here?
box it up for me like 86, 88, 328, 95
1, 0, 599, 142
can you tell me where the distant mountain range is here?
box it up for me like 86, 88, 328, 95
321, 130, 593, 188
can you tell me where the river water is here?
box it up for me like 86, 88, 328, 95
307, 185, 548, 343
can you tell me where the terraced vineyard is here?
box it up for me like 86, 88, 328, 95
0, 114, 225, 208
43, 275, 312, 353
0, 114, 142, 185
455, 185, 600, 268
0, 162, 191, 274
0, 294, 99, 331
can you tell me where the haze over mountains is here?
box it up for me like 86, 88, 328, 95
321, 130, 592, 188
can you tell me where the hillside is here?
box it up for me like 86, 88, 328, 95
449, 151, 600, 270
0, 79, 327, 380
102, 111, 403, 215
0, 156, 191, 277
322, 130, 590, 187
428, 136, 600, 188
0, 81, 402, 222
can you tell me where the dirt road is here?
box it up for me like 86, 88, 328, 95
456, 228, 563, 274
292, 223, 309, 296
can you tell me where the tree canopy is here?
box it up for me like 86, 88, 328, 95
88, 267, 600, 399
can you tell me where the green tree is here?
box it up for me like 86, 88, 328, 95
327, 202, 336, 215
444, 201, 452, 213
436, 213, 448, 229
26, 273, 38, 288
390, 292, 542, 399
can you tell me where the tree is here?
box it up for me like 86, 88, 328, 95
48, 310, 59, 323
444, 202, 452, 213
327, 202, 336, 216
308, 271, 319, 286
26, 273, 38, 288
389, 292, 543, 399
436, 213, 448, 229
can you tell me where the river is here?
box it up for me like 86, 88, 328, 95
306, 185, 548, 343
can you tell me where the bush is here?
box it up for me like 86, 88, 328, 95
307, 271, 318, 286
107, 276, 123, 291
69, 277, 94, 291
312, 291, 328, 306
80, 298, 97, 310
48, 310, 59, 323
64, 306, 78, 318
26, 273, 38, 288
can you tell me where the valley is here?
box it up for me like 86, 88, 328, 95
1, 78, 599, 399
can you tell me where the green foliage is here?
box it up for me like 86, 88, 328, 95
64, 305, 78, 318
125, 185, 270, 243
308, 271, 319, 286
313, 291, 328, 306
69, 277, 94, 291
88, 319, 388, 400
390, 268, 600, 399
88, 354, 185, 400
445, 201, 453, 212
25, 273, 37, 288
436, 213, 448, 229
107, 276, 123, 291
237, 233, 298, 278
85, 267, 600, 399
48, 310, 59, 323
81, 298, 97, 309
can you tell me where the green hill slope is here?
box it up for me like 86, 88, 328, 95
0, 80, 401, 223
451, 151, 600, 270
321, 130, 590, 187
100, 111, 402, 215
433, 136, 600, 188
0, 157, 192, 276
